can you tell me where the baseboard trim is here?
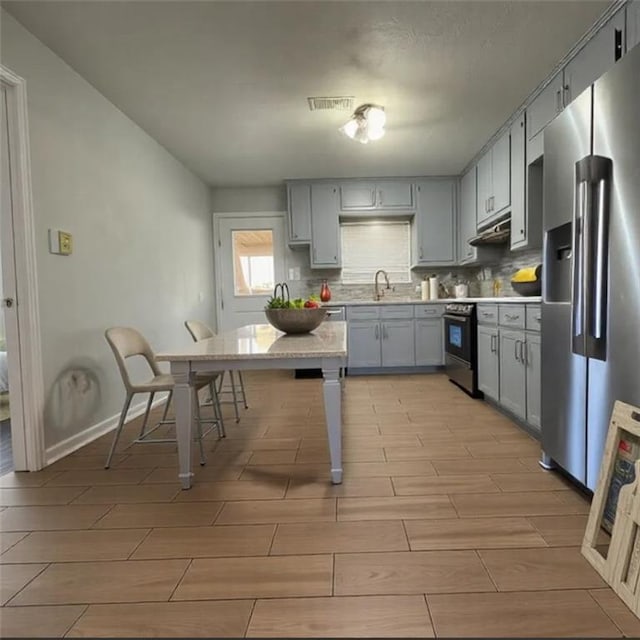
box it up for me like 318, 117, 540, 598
45, 393, 168, 466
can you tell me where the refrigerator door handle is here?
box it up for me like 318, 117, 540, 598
576, 155, 612, 361
571, 173, 587, 356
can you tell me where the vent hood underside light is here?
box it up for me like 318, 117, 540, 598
469, 219, 511, 247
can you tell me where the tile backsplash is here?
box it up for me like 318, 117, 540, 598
288, 245, 542, 301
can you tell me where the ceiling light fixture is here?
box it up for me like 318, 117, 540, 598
339, 103, 386, 144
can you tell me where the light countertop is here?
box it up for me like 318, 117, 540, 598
157, 322, 347, 362
324, 296, 541, 306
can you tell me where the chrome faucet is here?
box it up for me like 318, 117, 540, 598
374, 269, 391, 301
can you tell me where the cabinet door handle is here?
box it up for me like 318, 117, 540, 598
514, 339, 520, 362
556, 89, 562, 112
378, 190, 383, 206
490, 334, 495, 353
375, 325, 379, 340
383, 325, 388, 340
520, 340, 527, 365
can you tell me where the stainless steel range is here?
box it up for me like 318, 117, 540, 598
443, 302, 479, 397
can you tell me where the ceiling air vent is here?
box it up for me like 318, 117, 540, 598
307, 96, 354, 111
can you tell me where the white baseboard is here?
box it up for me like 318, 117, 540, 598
45, 393, 169, 465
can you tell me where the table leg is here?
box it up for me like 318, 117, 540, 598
173, 370, 194, 489
322, 366, 342, 484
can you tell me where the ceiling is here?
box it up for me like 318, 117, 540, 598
3, 1, 611, 187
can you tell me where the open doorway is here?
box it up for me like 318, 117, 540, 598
0, 66, 45, 474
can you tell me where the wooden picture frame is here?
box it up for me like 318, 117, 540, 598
582, 400, 640, 618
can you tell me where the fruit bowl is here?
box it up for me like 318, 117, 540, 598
264, 308, 327, 334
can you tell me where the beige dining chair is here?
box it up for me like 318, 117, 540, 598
104, 327, 222, 468
184, 320, 248, 423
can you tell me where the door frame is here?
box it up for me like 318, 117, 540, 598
1, 65, 46, 471
213, 211, 285, 330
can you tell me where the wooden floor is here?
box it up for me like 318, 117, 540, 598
1, 371, 639, 637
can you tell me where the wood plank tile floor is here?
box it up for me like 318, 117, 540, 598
0, 371, 633, 637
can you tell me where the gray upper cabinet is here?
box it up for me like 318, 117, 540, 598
286, 183, 312, 244
491, 132, 511, 215
477, 325, 499, 401
415, 318, 444, 366
477, 130, 510, 227
414, 179, 456, 266
310, 183, 341, 268
563, 10, 626, 106
525, 332, 541, 431
510, 114, 529, 250
458, 168, 477, 264
629, 0, 640, 51
476, 151, 492, 227
340, 180, 413, 211
340, 182, 377, 209
499, 329, 526, 420
527, 70, 565, 141
376, 181, 414, 209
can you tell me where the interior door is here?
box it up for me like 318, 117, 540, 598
217, 216, 285, 330
0, 85, 26, 471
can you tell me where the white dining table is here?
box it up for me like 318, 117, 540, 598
156, 322, 347, 489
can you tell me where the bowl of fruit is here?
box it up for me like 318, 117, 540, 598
264, 283, 327, 334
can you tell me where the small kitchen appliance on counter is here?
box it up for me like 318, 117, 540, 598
443, 302, 479, 397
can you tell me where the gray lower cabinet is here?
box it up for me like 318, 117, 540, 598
415, 318, 444, 366
477, 325, 499, 400
525, 332, 541, 430
347, 321, 381, 368
498, 329, 527, 421
381, 320, 416, 367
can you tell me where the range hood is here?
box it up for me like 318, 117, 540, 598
469, 219, 511, 246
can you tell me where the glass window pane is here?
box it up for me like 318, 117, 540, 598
232, 230, 275, 296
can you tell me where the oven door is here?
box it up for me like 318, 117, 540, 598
443, 314, 472, 364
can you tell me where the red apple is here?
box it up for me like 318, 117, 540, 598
304, 300, 319, 309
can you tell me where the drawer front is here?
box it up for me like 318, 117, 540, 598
415, 304, 445, 318
380, 305, 414, 320
477, 304, 499, 325
499, 304, 526, 329
526, 305, 542, 331
347, 306, 380, 321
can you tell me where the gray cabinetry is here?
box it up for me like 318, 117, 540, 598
525, 332, 541, 431
458, 168, 477, 264
629, 0, 640, 51
381, 320, 416, 367
415, 318, 444, 366
510, 114, 528, 250
527, 70, 564, 141
477, 130, 511, 227
310, 183, 341, 268
414, 179, 456, 266
477, 325, 499, 401
340, 180, 413, 210
563, 10, 625, 106
347, 321, 381, 368
287, 183, 312, 244
499, 329, 527, 420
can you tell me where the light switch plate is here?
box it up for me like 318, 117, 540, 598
48, 229, 73, 256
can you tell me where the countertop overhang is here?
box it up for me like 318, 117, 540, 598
324, 296, 541, 306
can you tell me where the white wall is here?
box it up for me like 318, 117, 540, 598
1, 11, 216, 451
211, 186, 286, 213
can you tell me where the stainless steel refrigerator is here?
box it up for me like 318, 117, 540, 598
542, 43, 640, 491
